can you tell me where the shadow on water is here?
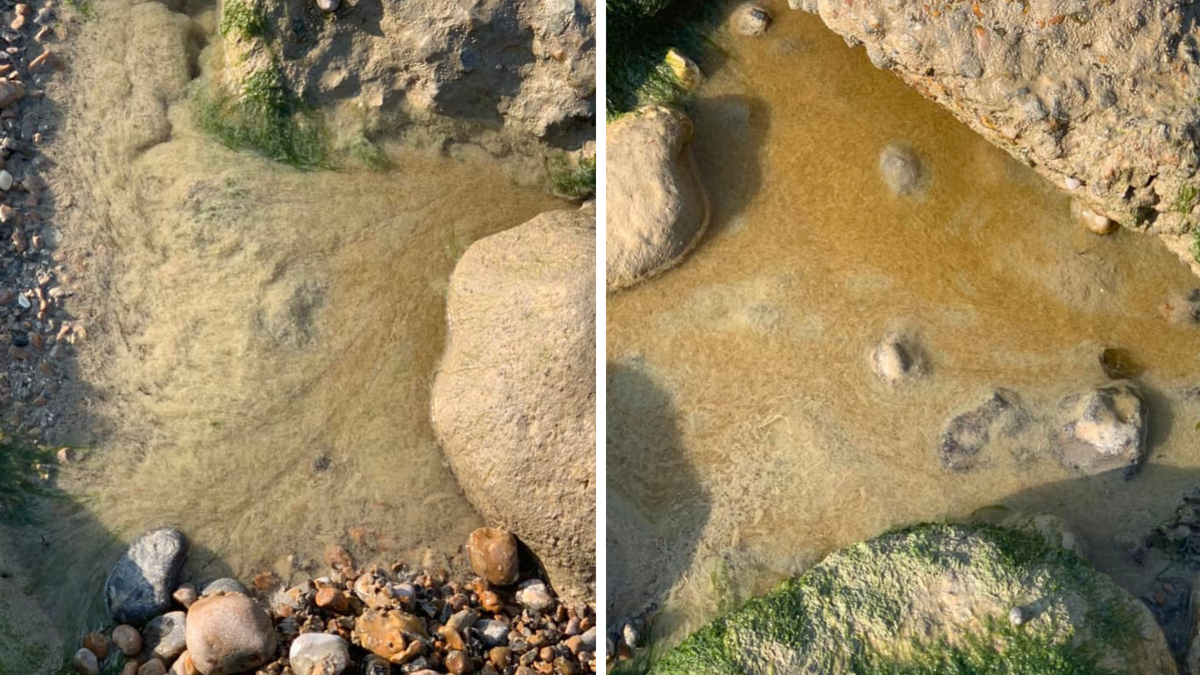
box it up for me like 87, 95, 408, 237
606, 361, 710, 629
687, 93, 769, 240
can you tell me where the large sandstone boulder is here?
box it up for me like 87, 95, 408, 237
606, 106, 709, 292
106, 528, 188, 626
184, 594, 277, 675
431, 207, 596, 602
794, 0, 1200, 274
651, 523, 1175, 674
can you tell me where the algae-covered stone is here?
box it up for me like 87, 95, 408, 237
650, 523, 1174, 674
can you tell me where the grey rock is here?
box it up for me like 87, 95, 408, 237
475, 619, 511, 647
580, 626, 597, 653
143, 611, 187, 662
940, 389, 1030, 471
361, 655, 391, 675
288, 633, 350, 675
201, 578, 248, 597
1053, 381, 1148, 477
446, 608, 479, 632
105, 528, 187, 626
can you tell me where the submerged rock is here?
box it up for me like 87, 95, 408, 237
105, 528, 188, 626
1053, 381, 1148, 477
731, 4, 771, 36
71, 648, 99, 675
650, 523, 1175, 674
939, 389, 1030, 471
878, 142, 926, 196
869, 331, 924, 386
184, 594, 276, 675
606, 106, 709, 292
200, 578, 248, 597
112, 624, 142, 656
797, 0, 1200, 274
431, 208, 596, 602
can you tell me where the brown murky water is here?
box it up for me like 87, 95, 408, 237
607, 0, 1200, 649
7, 0, 562, 640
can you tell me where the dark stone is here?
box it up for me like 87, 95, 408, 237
105, 528, 187, 626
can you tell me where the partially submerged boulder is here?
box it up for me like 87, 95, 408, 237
794, 0, 1200, 273
431, 208, 596, 602
106, 528, 188, 626
606, 106, 709, 292
1053, 381, 1149, 477
651, 523, 1175, 674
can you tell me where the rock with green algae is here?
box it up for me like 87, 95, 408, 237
650, 523, 1175, 675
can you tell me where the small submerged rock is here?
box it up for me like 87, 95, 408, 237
1071, 198, 1116, 235
870, 332, 925, 386
939, 389, 1030, 471
878, 142, 926, 196
1162, 288, 1200, 325
731, 3, 771, 36
200, 578, 248, 597
316, 0, 339, 11
112, 624, 142, 656
106, 528, 188, 626
1053, 381, 1148, 477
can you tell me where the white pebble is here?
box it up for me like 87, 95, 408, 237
1064, 176, 1081, 190
0, 170, 14, 191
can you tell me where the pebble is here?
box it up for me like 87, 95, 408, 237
112, 624, 142, 656
201, 577, 248, 597
143, 610, 187, 661
1009, 606, 1029, 625
476, 618, 511, 647
446, 649, 473, 675
316, 0, 340, 11
173, 583, 198, 608
315, 586, 349, 614
289, 633, 351, 675
466, 527, 520, 586
71, 647, 99, 675
515, 579, 554, 613
0, 170, 13, 191
82, 632, 109, 659
185, 594, 277, 675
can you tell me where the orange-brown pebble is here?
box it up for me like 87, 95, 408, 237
440, 626, 466, 652
82, 632, 109, 660
480, 590, 503, 613
489, 646, 511, 668
564, 635, 583, 656
539, 646, 555, 662
121, 662, 140, 675
315, 587, 350, 614
466, 527, 520, 586
445, 650, 474, 675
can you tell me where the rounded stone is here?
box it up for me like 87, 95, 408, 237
288, 633, 351, 675
112, 624, 143, 656
143, 611, 187, 662
184, 594, 277, 675
467, 527, 520, 586
72, 648, 99, 675
515, 579, 554, 613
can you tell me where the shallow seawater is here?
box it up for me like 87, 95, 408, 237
6, 0, 563, 640
607, 0, 1200, 647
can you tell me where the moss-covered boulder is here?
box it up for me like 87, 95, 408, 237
651, 523, 1174, 675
